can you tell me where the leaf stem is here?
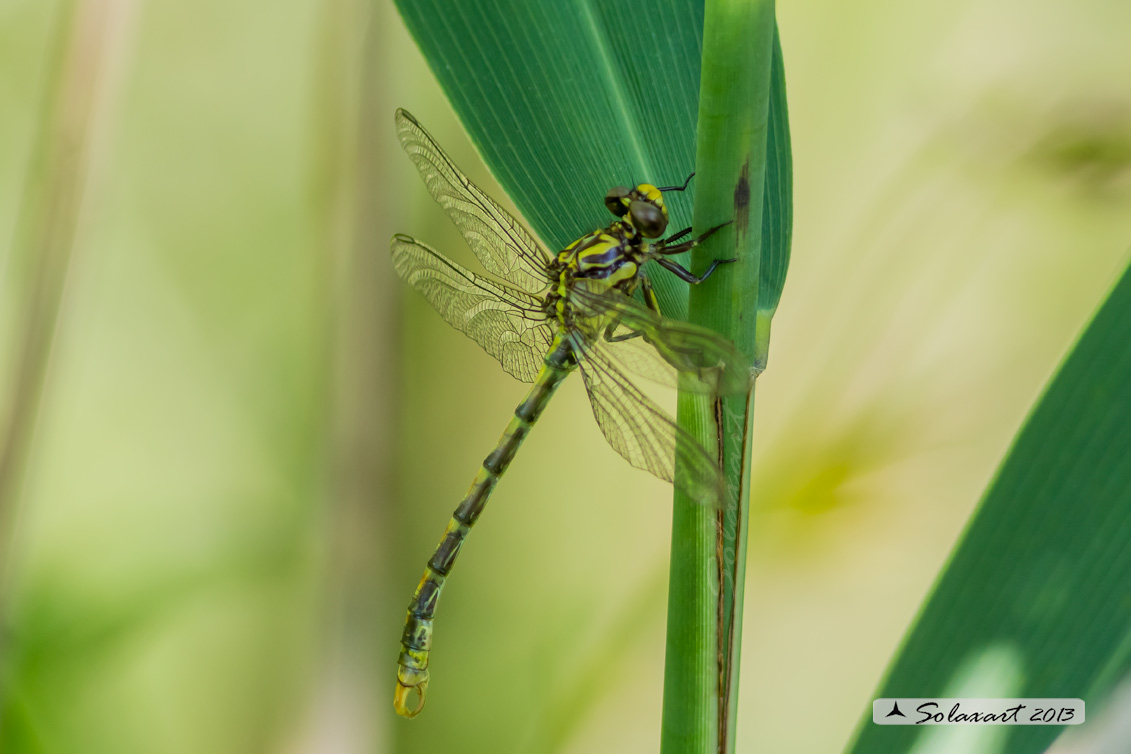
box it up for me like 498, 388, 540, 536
660, 2, 779, 753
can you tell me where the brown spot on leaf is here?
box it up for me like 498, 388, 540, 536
733, 159, 750, 239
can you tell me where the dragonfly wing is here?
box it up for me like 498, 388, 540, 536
392, 234, 554, 383
569, 331, 728, 507
396, 109, 552, 294
589, 325, 697, 392
571, 280, 752, 396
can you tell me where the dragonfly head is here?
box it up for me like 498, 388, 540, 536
604, 183, 669, 239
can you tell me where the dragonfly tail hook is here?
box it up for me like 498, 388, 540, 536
394, 673, 428, 718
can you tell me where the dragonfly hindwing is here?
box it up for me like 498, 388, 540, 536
570, 280, 752, 396
569, 330, 729, 507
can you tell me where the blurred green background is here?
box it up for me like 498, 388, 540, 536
0, 0, 1129, 753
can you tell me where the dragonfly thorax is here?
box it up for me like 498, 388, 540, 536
557, 220, 642, 275
547, 220, 648, 329
553, 222, 646, 294
547, 182, 677, 327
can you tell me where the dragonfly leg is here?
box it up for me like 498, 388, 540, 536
655, 255, 736, 285
601, 277, 659, 343
640, 275, 662, 315
656, 172, 695, 192
604, 324, 644, 343
657, 221, 732, 256
660, 226, 693, 245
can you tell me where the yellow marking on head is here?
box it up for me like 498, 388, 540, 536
637, 184, 663, 203
632, 184, 669, 222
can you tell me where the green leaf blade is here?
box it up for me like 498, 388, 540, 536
756, 30, 792, 367
845, 261, 1131, 754
393, 0, 707, 317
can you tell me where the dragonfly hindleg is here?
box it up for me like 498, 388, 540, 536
604, 323, 645, 343
640, 275, 662, 315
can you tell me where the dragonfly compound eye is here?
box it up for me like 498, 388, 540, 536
604, 186, 631, 217
629, 200, 667, 238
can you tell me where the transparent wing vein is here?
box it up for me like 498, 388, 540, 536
570, 280, 752, 395
396, 109, 552, 294
392, 234, 553, 383
570, 331, 726, 506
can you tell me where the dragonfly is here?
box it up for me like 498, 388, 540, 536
390, 108, 749, 718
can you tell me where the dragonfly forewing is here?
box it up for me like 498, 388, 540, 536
395, 109, 552, 294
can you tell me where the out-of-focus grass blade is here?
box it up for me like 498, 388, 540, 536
393, 0, 789, 324
1, 538, 305, 750
0, 0, 131, 570
845, 260, 1131, 754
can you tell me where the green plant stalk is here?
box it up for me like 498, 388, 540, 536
660, 1, 777, 753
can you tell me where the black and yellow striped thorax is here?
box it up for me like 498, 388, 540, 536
546, 182, 671, 325
559, 220, 643, 285
548, 220, 643, 323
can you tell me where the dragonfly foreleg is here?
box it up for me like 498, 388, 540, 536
656, 172, 695, 192
656, 220, 732, 256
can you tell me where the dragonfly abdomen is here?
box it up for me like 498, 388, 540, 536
395, 336, 574, 717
